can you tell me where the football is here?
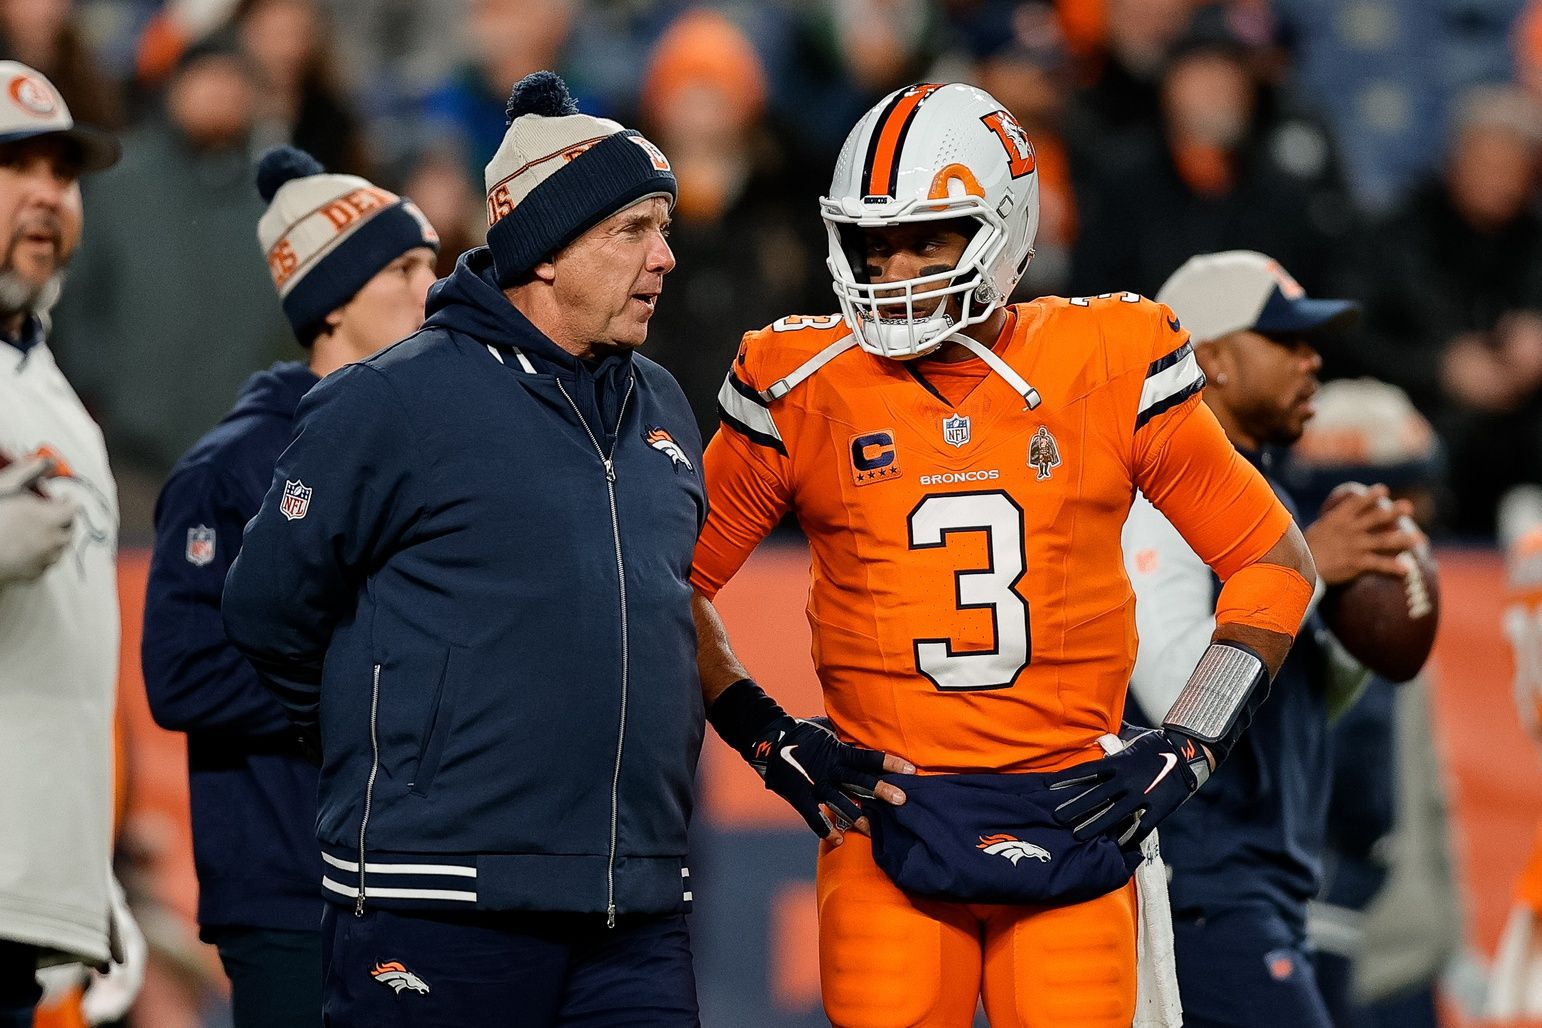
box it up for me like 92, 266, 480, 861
0, 448, 51, 497
1316, 483, 1440, 683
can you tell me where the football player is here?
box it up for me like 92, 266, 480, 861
692, 82, 1318, 1026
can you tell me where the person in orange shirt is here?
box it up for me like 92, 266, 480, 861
691, 81, 1317, 1027
1490, 488, 1542, 1018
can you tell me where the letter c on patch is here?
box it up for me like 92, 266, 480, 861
851, 432, 896, 471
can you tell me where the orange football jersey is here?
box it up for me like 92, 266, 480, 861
693, 295, 1291, 773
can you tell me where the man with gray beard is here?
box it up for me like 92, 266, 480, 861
0, 62, 143, 1028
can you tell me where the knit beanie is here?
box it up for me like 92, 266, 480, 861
484, 70, 676, 286
256, 146, 440, 344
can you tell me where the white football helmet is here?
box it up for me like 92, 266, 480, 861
821, 82, 1040, 360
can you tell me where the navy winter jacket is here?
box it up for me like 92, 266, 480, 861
141, 361, 323, 935
1128, 449, 1330, 928
222, 249, 708, 920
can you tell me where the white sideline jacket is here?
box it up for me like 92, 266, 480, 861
0, 335, 118, 965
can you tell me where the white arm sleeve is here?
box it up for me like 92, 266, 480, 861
1123, 491, 1218, 721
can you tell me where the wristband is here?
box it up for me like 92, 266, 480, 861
1161, 641, 1270, 764
706, 678, 786, 753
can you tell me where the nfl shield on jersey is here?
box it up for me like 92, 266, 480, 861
942, 414, 971, 448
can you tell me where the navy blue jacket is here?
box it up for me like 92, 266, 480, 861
222, 248, 708, 920
1131, 449, 1331, 928
142, 361, 323, 935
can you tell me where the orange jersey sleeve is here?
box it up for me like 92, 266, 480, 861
690, 327, 802, 598
1136, 399, 1293, 582
692, 428, 792, 599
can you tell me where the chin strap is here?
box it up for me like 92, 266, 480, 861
761, 334, 860, 401
754, 323, 1045, 413
950, 334, 1042, 410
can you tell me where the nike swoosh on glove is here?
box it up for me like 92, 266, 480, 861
708, 679, 886, 837
1047, 728, 1208, 847
750, 716, 887, 836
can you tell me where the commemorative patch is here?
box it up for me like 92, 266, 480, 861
185, 525, 215, 566
1028, 425, 1061, 480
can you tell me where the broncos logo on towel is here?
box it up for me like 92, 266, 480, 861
371, 961, 430, 995
977, 833, 1052, 865
645, 427, 694, 472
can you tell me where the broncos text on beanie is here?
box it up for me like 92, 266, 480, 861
256, 146, 439, 344
484, 70, 676, 286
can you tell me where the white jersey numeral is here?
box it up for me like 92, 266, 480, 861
771, 314, 844, 332
907, 490, 1031, 691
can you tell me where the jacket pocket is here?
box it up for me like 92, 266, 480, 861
408, 647, 456, 797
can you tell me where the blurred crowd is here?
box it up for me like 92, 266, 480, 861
15, 0, 1542, 539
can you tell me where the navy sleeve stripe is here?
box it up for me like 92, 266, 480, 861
1134, 374, 1206, 430
724, 368, 770, 408
1145, 340, 1194, 379
716, 369, 786, 453
717, 402, 789, 456
1137, 340, 1205, 430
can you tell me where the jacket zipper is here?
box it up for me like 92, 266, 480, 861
355, 663, 383, 916
555, 375, 634, 928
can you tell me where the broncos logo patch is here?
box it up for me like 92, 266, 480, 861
977, 833, 1052, 865
645, 427, 694, 472
371, 961, 430, 995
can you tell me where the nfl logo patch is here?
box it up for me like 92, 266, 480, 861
280, 479, 312, 521
942, 414, 971, 448
185, 525, 215, 566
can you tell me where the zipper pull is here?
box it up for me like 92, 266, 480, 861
606, 903, 617, 928
603, 458, 616, 483
354, 892, 365, 917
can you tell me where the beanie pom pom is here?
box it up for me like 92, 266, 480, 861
505, 70, 580, 126
256, 145, 326, 202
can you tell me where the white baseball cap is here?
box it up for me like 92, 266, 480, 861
0, 61, 119, 172
1156, 250, 1359, 345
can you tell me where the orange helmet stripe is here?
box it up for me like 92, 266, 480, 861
863, 83, 944, 198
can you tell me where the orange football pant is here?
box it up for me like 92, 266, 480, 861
816, 833, 1136, 1028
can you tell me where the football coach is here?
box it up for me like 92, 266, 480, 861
223, 71, 707, 1027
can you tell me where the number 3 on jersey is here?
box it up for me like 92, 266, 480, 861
908, 490, 1030, 690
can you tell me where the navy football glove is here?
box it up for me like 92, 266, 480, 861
708, 680, 886, 838
1047, 728, 1211, 847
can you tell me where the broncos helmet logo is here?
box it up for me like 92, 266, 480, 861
645, 427, 695, 472
977, 833, 1052, 865
371, 961, 430, 995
